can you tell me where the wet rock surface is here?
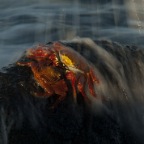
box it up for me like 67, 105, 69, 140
0, 39, 142, 144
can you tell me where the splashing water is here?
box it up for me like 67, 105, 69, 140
63, 38, 144, 143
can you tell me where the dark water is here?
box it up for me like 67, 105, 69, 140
0, 0, 144, 68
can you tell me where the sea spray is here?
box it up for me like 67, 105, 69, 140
63, 38, 144, 143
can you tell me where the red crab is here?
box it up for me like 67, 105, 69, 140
17, 42, 100, 104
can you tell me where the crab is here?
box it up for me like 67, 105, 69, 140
17, 42, 100, 104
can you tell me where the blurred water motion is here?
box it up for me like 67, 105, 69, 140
0, 0, 144, 67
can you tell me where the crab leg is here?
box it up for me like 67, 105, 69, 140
87, 72, 97, 98
66, 71, 77, 102
77, 75, 91, 103
17, 61, 33, 67
89, 69, 100, 84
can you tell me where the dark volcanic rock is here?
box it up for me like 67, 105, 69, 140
0, 38, 142, 144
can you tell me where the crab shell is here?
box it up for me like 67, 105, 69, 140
17, 42, 100, 104
49, 42, 100, 100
